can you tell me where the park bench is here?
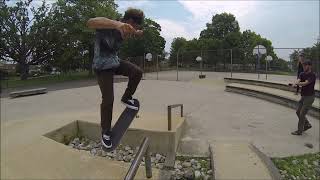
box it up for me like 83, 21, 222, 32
10, 88, 47, 98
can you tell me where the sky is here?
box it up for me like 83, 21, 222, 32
8, 0, 320, 60
116, 0, 319, 60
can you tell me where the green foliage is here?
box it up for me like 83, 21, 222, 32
1, 0, 53, 79
290, 43, 319, 74
169, 13, 280, 71
48, 0, 120, 73
200, 13, 240, 40
272, 152, 320, 180
119, 18, 165, 58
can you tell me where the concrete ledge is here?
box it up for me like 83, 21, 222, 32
224, 77, 320, 98
9, 88, 47, 98
226, 84, 320, 119
45, 118, 186, 155
210, 141, 273, 180
249, 144, 281, 180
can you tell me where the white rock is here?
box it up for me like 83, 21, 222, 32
194, 170, 201, 178
207, 170, 213, 175
183, 168, 194, 179
292, 160, 298, 165
101, 151, 108, 157
116, 154, 123, 161
90, 148, 97, 155
124, 146, 131, 151
204, 175, 211, 180
68, 143, 75, 148
313, 161, 319, 166
156, 164, 164, 169
156, 154, 162, 160
182, 162, 192, 168
123, 151, 130, 156
303, 159, 308, 165
177, 165, 183, 170
96, 149, 102, 156
190, 159, 196, 163
123, 156, 131, 162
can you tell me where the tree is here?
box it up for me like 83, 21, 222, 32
169, 37, 187, 66
119, 18, 166, 59
200, 13, 240, 40
290, 42, 320, 75
270, 58, 290, 72
49, 0, 120, 74
1, 0, 54, 80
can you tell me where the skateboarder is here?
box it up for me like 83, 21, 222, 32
87, 8, 144, 149
295, 52, 305, 95
290, 59, 316, 135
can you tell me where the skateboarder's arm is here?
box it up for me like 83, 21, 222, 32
295, 81, 309, 86
87, 17, 121, 29
295, 76, 315, 87
87, 17, 137, 39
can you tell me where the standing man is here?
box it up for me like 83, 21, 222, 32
86, 8, 144, 149
295, 52, 305, 95
291, 60, 316, 135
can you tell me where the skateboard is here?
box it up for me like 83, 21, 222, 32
103, 99, 140, 152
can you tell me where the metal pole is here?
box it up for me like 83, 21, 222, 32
176, 50, 179, 81
200, 50, 203, 75
156, 55, 159, 80
168, 106, 171, 131
265, 59, 268, 80
145, 147, 152, 178
257, 54, 260, 80
125, 137, 152, 180
230, 49, 233, 78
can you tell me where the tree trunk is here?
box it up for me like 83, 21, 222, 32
20, 63, 29, 80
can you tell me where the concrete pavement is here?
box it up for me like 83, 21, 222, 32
1, 71, 319, 179
2, 76, 318, 157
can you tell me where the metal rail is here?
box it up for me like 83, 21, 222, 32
125, 137, 152, 180
167, 104, 183, 131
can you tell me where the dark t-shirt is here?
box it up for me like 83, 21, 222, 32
299, 72, 316, 96
92, 29, 123, 70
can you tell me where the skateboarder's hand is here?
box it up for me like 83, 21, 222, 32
289, 83, 297, 88
135, 30, 143, 36
117, 23, 136, 39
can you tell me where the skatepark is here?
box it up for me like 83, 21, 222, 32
1, 71, 319, 179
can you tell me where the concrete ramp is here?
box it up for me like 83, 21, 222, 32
210, 141, 281, 180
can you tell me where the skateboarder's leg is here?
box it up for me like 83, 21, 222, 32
96, 70, 114, 134
115, 60, 143, 101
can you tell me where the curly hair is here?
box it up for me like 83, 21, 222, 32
123, 8, 144, 25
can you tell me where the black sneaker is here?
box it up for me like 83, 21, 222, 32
291, 130, 302, 136
121, 98, 139, 110
101, 132, 112, 149
303, 124, 312, 132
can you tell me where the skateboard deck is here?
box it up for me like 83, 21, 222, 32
103, 99, 140, 152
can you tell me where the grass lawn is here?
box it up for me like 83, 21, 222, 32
1, 71, 95, 89
272, 152, 320, 180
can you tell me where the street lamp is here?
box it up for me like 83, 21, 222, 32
265, 55, 273, 80
253, 45, 267, 79
196, 55, 205, 78
156, 54, 161, 80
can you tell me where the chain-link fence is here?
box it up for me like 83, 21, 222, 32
123, 47, 319, 81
